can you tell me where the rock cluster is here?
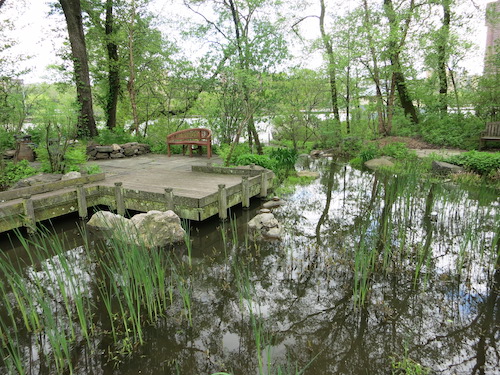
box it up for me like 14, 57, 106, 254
248, 212, 282, 240
247, 196, 286, 240
87, 210, 185, 248
87, 142, 151, 160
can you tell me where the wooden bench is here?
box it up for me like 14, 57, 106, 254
167, 128, 212, 158
480, 121, 500, 149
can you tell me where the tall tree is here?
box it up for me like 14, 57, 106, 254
436, 0, 451, 115
184, 0, 288, 156
319, 0, 340, 122
383, 0, 419, 125
127, 0, 140, 134
59, 0, 98, 137
361, 0, 394, 135
105, 0, 120, 129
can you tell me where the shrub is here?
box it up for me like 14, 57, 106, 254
359, 143, 380, 163
446, 151, 500, 176
0, 128, 15, 151
267, 147, 298, 170
420, 114, 484, 149
96, 128, 139, 145
234, 153, 276, 170
0, 160, 38, 190
36, 142, 87, 173
217, 143, 251, 166
381, 142, 415, 160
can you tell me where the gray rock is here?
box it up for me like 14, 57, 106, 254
121, 142, 139, 149
131, 210, 185, 247
87, 210, 185, 248
87, 211, 137, 240
95, 152, 110, 159
112, 144, 122, 152
262, 198, 286, 209
364, 157, 395, 170
248, 212, 282, 240
110, 152, 125, 158
95, 145, 114, 153
61, 171, 82, 181
123, 147, 137, 157
431, 161, 464, 175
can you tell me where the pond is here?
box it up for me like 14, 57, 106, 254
0, 157, 498, 374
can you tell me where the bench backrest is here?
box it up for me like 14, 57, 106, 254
167, 128, 211, 141
484, 122, 500, 137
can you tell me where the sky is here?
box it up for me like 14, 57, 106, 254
0, 0, 496, 83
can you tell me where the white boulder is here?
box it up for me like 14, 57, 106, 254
87, 210, 185, 248
248, 212, 282, 240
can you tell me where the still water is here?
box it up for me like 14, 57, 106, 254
0, 158, 498, 374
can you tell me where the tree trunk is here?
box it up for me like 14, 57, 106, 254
105, 0, 120, 130
362, 0, 386, 134
228, 0, 263, 154
319, 0, 340, 122
383, 0, 419, 125
437, 0, 451, 115
60, 0, 98, 137
127, 0, 139, 134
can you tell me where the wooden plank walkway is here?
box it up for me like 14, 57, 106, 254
0, 155, 274, 233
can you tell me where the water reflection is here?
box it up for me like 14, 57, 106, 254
0, 158, 498, 374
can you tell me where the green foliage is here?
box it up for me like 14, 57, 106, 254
0, 128, 15, 151
0, 160, 38, 190
420, 114, 484, 150
82, 164, 102, 175
359, 143, 380, 163
339, 137, 364, 157
37, 142, 87, 174
381, 142, 415, 160
217, 143, 251, 166
446, 151, 500, 176
267, 147, 298, 171
391, 353, 430, 375
95, 128, 139, 145
234, 153, 275, 170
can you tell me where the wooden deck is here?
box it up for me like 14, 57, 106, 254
0, 155, 274, 233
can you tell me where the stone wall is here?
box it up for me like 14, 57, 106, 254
87, 142, 151, 159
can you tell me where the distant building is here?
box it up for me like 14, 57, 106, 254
484, 0, 500, 74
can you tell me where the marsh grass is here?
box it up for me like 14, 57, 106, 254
0, 219, 183, 372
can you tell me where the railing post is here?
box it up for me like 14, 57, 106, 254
218, 184, 227, 221
260, 171, 268, 198
22, 194, 36, 233
242, 176, 250, 209
114, 182, 125, 216
76, 184, 88, 219
164, 187, 174, 211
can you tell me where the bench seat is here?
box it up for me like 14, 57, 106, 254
480, 121, 500, 149
167, 128, 212, 158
